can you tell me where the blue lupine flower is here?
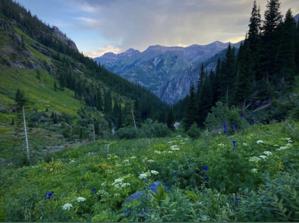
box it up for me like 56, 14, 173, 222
232, 140, 237, 151
202, 165, 209, 171
232, 123, 237, 132
203, 175, 209, 183
45, 191, 54, 200
223, 121, 228, 134
126, 191, 144, 202
91, 188, 97, 194
149, 181, 161, 193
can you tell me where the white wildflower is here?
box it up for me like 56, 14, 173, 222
218, 143, 225, 147
130, 156, 137, 159
259, 155, 267, 160
256, 140, 264, 144
139, 172, 150, 180
242, 143, 248, 146
263, 151, 272, 156
154, 150, 162, 154
168, 151, 174, 154
251, 168, 258, 173
76, 197, 86, 202
150, 170, 159, 175
147, 159, 155, 163
113, 178, 124, 185
62, 203, 73, 211
170, 145, 180, 151
249, 156, 261, 162
277, 146, 287, 151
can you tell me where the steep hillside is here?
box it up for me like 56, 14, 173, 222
96, 41, 232, 104
0, 0, 167, 165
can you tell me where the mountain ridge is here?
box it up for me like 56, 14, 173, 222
96, 41, 240, 104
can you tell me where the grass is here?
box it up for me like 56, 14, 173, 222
0, 66, 81, 115
1, 121, 298, 221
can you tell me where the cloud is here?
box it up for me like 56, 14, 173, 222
74, 16, 101, 28
83, 45, 122, 58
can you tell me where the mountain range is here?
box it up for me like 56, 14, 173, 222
96, 41, 240, 104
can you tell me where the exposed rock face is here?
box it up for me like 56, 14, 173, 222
295, 14, 299, 23
96, 41, 235, 104
52, 26, 78, 51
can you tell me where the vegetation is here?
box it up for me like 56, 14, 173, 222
0, 0, 298, 222
1, 121, 298, 221
179, 0, 299, 130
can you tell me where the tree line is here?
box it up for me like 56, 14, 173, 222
181, 0, 299, 130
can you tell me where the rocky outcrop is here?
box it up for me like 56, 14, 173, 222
52, 26, 78, 51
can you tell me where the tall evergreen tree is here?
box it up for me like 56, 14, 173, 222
276, 9, 297, 85
166, 108, 175, 130
248, 0, 261, 46
263, 0, 282, 36
184, 85, 197, 130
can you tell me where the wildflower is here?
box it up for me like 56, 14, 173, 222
147, 159, 155, 163
76, 197, 86, 202
223, 121, 228, 134
202, 165, 209, 171
45, 191, 54, 200
139, 172, 150, 180
170, 145, 180, 151
251, 168, 258, 173
149, 181, 162, 193
91, 188, 97, 194
249, 156, 261, 162
150, 170, 159, 175
218, 143, 225, 147
263, 151, 272, 156
167, 151, 174, 154
232, 123, 237, 132
154, 150, 161, 154
130, 156, 137, 159
242, 143, 248, 146
232, 140, 237, 151
121, 182, 131, 188
126, 191, 144, 202
256, 140, 264, 144
259, 155, 267, 160
62, 203, 73, 211
113, 178, 124, 184
277, 146, 288, 151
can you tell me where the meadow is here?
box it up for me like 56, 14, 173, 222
1, 121, 298, 222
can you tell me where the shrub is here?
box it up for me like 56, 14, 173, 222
186, 124, 201, 139
116, 127, 139, 139
140, 120, 170, 138
205, 102, 249, 134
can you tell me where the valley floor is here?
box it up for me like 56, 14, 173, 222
0, 121, 298, 222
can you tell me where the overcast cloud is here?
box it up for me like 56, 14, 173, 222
16, 0, 299, 57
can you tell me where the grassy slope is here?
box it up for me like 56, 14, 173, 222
1, 121, 298, 221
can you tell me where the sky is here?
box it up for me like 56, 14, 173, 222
15, 0, 298, 58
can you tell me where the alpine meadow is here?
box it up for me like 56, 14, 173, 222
0, 0, 299, 222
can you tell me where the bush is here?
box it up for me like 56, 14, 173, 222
186, 124, 201, 139
140, 120, 171, 138
116, 127, 139, 139
205, 102, 249, 134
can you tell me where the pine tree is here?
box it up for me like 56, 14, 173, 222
248, 0, 261, 46
15, 89, 26, 111
184, 85, 197, 130
260, 0, 283, 83
233, 42, 254, 106
263, 0, 282, 36
166, 108, 175, 130
276, 9, 297, 85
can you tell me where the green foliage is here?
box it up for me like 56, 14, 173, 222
205, 102, 249, 134
116, 120, 170, 139
116, 127, 139, 139
186, 123, 201, 139
1, 121, 299, 221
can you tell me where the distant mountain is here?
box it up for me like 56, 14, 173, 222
96, 41, 239, 104
295, 13, 299, 23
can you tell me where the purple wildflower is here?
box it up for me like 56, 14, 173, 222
45, 191, 54, 200
202, 165, 209, 171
